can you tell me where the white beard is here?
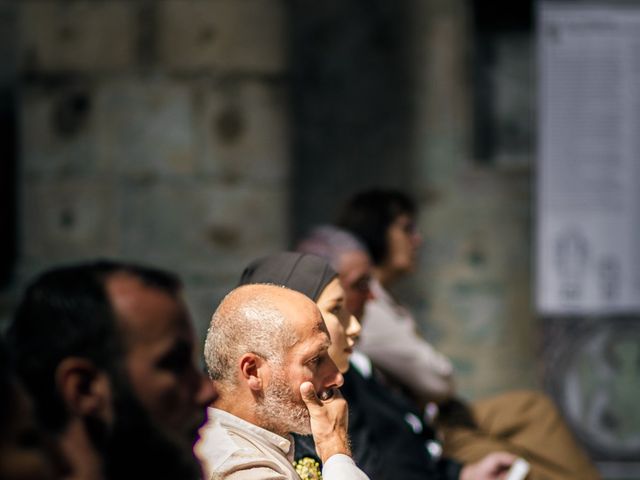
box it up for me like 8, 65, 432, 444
256, 372, 311, 436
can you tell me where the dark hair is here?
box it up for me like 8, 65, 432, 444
90, 259, 182, 298
6, 259, 181, 433
337, 188, 416, 265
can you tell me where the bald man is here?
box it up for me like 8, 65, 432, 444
196, 284, 369, 480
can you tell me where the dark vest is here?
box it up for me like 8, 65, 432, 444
293, 365, 462, 480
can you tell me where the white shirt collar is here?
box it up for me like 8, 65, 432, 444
208, 407, 293, 457
350, 350, 373, 378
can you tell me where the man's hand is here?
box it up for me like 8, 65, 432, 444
300, 381, 351, 463
460, 452, 517, 480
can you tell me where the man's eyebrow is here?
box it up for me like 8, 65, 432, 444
318, 336, 332, 350
312, 318, 330, 335
305, 331, 331, 354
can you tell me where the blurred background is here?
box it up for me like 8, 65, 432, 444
0, 1, 638, 477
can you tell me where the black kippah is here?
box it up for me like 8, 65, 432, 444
238, 252, 337, 301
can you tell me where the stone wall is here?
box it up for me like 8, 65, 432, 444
13, 0, 290, 338
7, 0, 538, 397
6, 0, 637, 470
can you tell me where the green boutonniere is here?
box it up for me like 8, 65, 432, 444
293, 457, 322, 480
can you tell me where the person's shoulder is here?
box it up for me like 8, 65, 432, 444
362, 296, 394, 322
198, 414, 275, 461
210, 463, 292, 480
197, 412, 296, 480
359, 299, 402, 342
198, 426, 290, 480
212, 454, 292, 480
196, 414, 247, 476
362, 284, 400, 320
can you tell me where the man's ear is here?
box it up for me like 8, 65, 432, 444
239, 353, 269, 392
55, 357, 114, 423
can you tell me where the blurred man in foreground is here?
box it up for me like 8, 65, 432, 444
7, 260, 216, 480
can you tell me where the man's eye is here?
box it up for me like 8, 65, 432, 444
158, 345, 192, 373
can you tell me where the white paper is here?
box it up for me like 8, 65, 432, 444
537, 2, 640, 314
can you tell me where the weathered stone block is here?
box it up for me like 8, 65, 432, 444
20, 1, 136, 72
21, 84, 101, 177
22, 79, 199, 178
21, 179, 119, 262
119, 181, 288, 275
194, 80, 289, 185
414, 167, 536, 399
158, 0, 286, 73
97, 79, 197, 178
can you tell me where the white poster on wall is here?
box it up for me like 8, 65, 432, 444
537, 2, 640, 314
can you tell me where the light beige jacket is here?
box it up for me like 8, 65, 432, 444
196, 407, 369, 480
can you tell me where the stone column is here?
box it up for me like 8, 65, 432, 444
408, 0, 537, 399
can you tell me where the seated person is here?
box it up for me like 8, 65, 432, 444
238, 251, 516, 480
195, 283, 370, 480
7, 260, 216, 480
338, 188, 601, 480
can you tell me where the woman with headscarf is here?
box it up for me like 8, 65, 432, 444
238, 252, 516, 480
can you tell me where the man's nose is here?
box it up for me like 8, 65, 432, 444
326, 366, 344, 390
